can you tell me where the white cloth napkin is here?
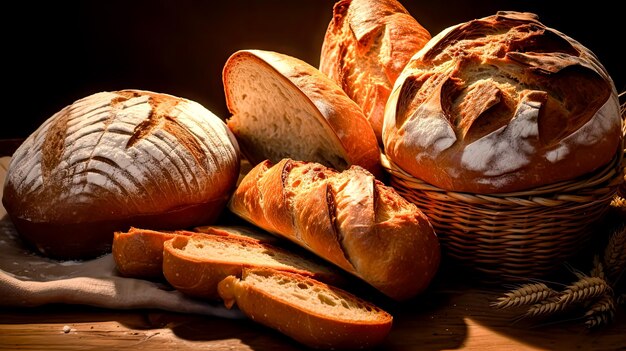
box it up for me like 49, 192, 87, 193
0, 215, 243, 319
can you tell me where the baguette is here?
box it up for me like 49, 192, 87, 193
218, 268, 393, 350
319, 0, 431, 144
162, 233, 344, 300
228, 158, 440, 301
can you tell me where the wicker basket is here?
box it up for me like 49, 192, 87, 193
382, 145, 625, 281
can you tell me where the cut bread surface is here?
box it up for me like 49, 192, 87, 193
238, 269, 388, 322
225, 55, 348, 170
218, 268, 393, 350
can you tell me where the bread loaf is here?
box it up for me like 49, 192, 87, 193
2, 90, 240, 259
319, 0, 431, 144
383, 11, 623, 194
228, 158, 440, 301
223, 49, 382, 178
162, 233, 345, 300
218, 268, 393, 350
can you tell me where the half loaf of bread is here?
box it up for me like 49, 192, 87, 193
228, 158, 440, 301
218, 268, 393, 350
223, 49, 382, 178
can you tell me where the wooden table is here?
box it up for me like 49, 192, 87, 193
1, 141, 625, 351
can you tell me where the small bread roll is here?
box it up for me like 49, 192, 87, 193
2, 90, 240, 259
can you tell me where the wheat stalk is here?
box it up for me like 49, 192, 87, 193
603, 224, 626, 283
492, 283, 557, 309
584, 293, 616, 329
590, 254, 605, 279
525, 297, 568, 318
617, 293, 625, 306
611, 195, 626, 210
558, 276, 611, 306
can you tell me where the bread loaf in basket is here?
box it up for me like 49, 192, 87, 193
381, 11, 624, 279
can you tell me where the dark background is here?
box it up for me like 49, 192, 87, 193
3, 0, 623, 139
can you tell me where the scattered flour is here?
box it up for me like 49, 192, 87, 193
461, 95, 540, 176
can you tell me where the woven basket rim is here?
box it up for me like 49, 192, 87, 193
381, 140, 625, 204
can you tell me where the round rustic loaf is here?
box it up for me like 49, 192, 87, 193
383, 11, 623, 194
2, 90, 240, 259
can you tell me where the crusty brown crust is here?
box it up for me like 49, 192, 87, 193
218, 268, 393, 350
112, 227, 181, 278
320, 0, 431, 144
223, 49, 382, 178
2, 89, 240, 259
228, 158, 440, 301
383, 11, 623, 194
8, 196, 227, 260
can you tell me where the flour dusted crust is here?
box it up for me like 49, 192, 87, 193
320, 0, 431, 144
2, 90, 240, 259
383, 11, 623, 194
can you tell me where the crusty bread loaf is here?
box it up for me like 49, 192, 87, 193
223, 49, 382, 178
2, 90, 240, 259
218, 268, 393, 350
319, 0, 431, 144
383, 11, 623, 194
228, 158, 440, 301
162, 233, 344, 300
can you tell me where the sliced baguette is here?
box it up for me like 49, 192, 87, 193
113, 226, 282, 278
112, 227, 189, 278
218, 268, 393, 350
223, 49, 382, 178
193, 225, 280, 244
162, 234, 344, 300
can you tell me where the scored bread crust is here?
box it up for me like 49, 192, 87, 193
218, 268, 393, 350
320, 0, 431, 144
228, 158, 441, 301
2, 89, 240, 259
162, 234, 344, 300
383, 11, 623, 194
223, 49, 382, 178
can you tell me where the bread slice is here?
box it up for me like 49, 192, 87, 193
112, 225, 284, 278
193, 225, 280, 244
222, 49, 382, 178
112, 227, 189, 278
218, 268, 393, 350
162, 234, 344, 300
